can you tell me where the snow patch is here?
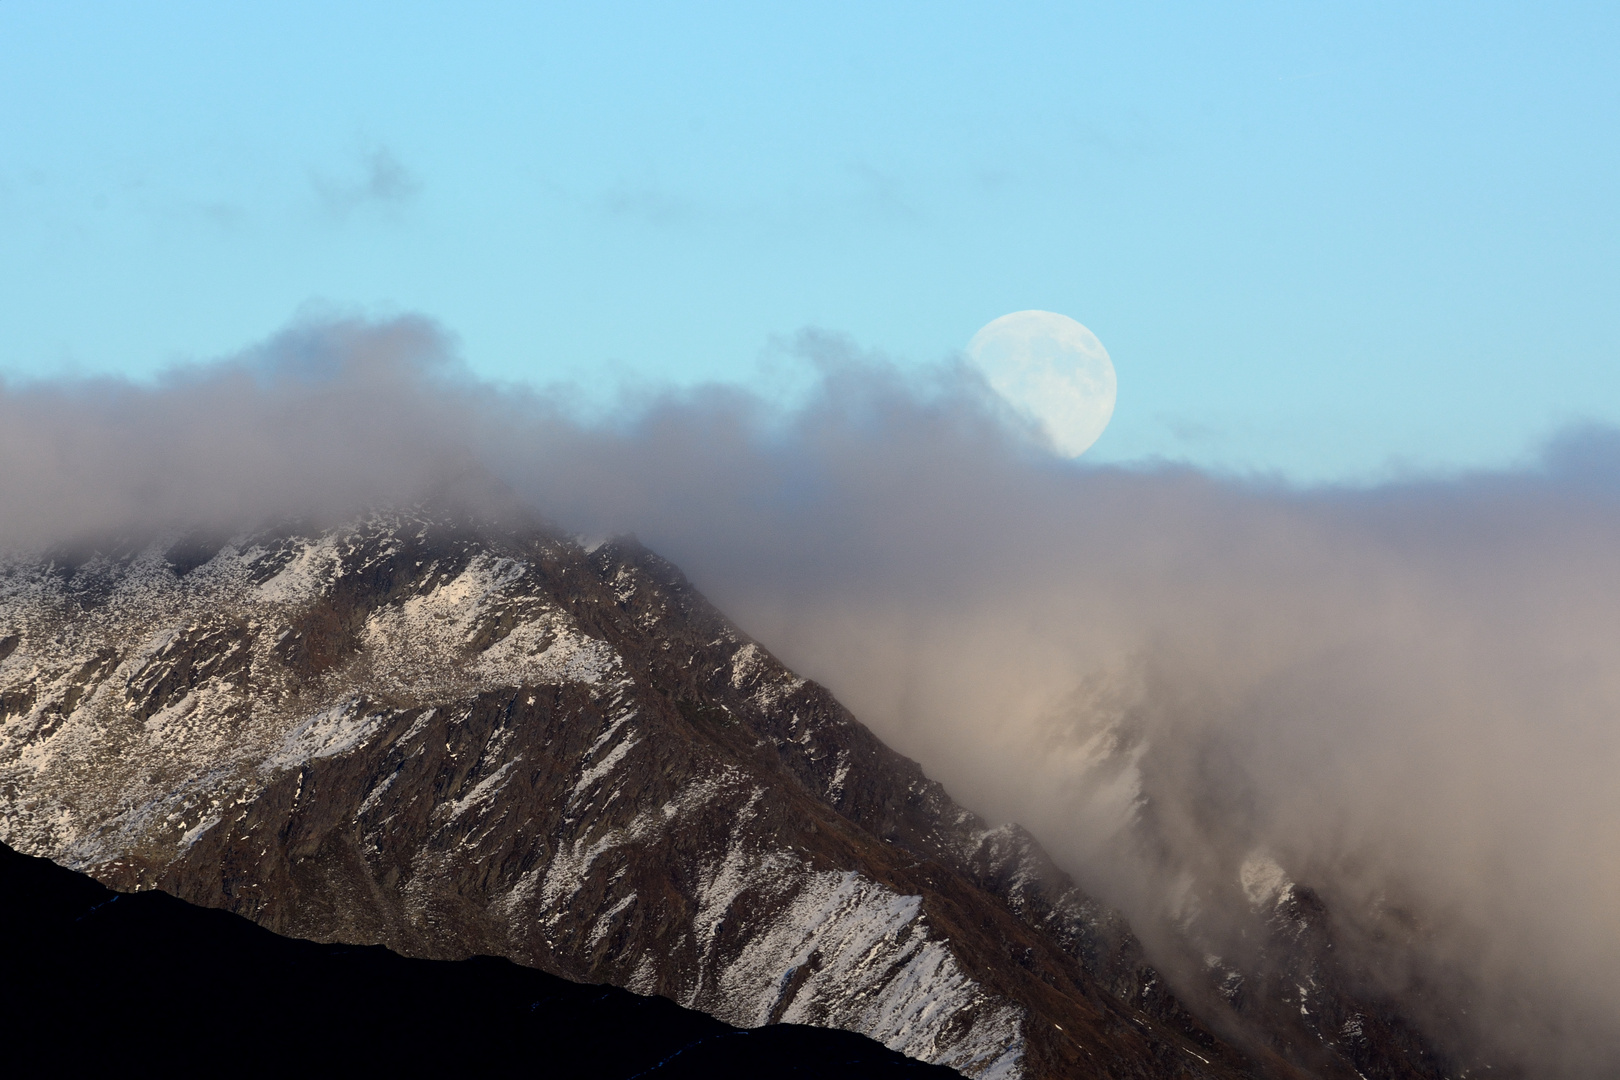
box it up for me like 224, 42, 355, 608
264, 699, 386, 770
252, 536, 342, 604
709, 868, 1027, 1079
1239, 851, 1292, 909
571, 736, 640, 802
449, 756, 523, 819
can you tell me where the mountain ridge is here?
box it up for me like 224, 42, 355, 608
0, 509, 1459, 1078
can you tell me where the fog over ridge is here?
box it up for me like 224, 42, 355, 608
4, 316, 1618, 1074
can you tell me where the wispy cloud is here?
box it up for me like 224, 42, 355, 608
598, 180, 694, 226
311, 146, 419, 220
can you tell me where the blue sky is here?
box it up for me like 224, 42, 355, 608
3, 2, 1616, 481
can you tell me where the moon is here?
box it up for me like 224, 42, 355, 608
967, 310, 1117, 457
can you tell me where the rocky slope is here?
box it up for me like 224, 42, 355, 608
0, 511, 1460, 1078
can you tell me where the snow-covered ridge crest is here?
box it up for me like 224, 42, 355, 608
359, 550, 621, 701
0, 516, 622, 866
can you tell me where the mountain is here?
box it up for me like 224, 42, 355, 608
0, 838, 960, 1076
0, 511, 1464, 1078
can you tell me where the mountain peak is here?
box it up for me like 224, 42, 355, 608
0, 512, 1454, 1078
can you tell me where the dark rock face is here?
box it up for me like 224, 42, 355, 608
0, 839, 961, 1077
1229, 884, 1454, 1080
0, 512, 1460, 1078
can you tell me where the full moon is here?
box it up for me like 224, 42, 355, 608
967, 310, 1117, 457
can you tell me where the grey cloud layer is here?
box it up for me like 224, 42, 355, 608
4, 318, 1617, 1073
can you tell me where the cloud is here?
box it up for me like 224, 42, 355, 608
312, 146, 419, 219
1158, 412, 1223, 445
3, 317, 1619, 1074
599, 180, 695, 226
0, 316, 475, 547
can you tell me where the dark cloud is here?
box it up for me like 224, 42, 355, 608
3, 317, 1618, 1073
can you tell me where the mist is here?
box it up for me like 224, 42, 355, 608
4, 316, 1618, 1073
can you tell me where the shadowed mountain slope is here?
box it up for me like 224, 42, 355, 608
0, 839, 960, 1076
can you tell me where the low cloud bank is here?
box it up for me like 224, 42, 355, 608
5, 317, 1619, 1073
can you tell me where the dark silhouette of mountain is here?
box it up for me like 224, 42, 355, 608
0, 840, 959, 1076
